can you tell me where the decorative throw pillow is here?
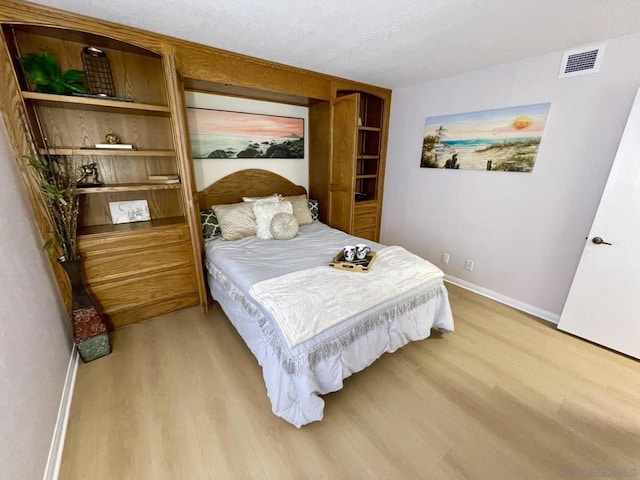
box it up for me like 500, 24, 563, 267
283, 194, 313, 226
307, 199, 319, 222
212, 202, 257, 241
252, 200, 293, 240
242, 194, 282, 203
270, 212, 298, 240
200, 209, 221, 240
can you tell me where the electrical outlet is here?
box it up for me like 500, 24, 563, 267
441, 253, 450, 264
465, 259, 474, 271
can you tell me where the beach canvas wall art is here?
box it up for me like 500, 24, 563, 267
420, 103, 551, 172
187, 108, 304, 159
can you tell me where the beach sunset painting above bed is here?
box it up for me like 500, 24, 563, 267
420, 102, 551, 172
188, 108, 304, 159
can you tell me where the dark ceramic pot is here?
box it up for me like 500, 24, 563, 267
59, 258, 112, 362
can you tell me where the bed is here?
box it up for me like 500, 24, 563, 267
198, 169, 454, 427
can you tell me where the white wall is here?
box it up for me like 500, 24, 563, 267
184, 92, 309, 192
0, 123, 73, 479
382, 32, 640, 317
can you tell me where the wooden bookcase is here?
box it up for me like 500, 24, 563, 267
316, 91, 385, 241
1, 24, 201, 327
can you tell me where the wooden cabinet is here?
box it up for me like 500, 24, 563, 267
77, 224, 198, 327
313, 91, 386, 242
1, 23, 203, 327
353, 202, 378, 240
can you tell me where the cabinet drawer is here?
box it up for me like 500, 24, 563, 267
108, 294, 199, 328
353, 203, 378, 229
353, 227, 377, 242
82, 242, 194, 285
78, 224, 191, 257
87, 264, 197, 314
354, 213, 377, 229
354, 202, 377, 215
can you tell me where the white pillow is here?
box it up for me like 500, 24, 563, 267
270, 212, 298, 240
252, 200, 293, 239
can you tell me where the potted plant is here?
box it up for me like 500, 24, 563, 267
27, 154, 79, 261
20, 51, 86, 95
29, 154, 111, 362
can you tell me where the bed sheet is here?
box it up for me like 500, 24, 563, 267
206, 222, 384, 290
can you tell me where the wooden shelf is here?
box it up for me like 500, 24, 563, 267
4, 21, 205, 326
77, 183, 181, 194
78, 216, 187, 237
22, 91, 171, 115
357, 155, 379, 160
356, 174, 377, 179
358, 126, 381, 132
39, 148, 175, 157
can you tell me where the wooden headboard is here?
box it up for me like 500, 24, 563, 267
197, 169, 307, 209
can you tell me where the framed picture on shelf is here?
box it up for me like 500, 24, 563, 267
108, 200, 151, 224
187, 108, 304, 159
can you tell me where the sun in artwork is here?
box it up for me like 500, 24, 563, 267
512, 115, 531, 130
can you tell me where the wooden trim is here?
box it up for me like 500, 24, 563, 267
22, 91, 170, 113
162, 49, 208, 313
197, 169, 307, 209
328, 94, 358, 232
0, 25, 73, 312
76, 183, 181, 194
0, 1, 167, 54
184, 80, 312, 107
174, 44, 331, 101
308, 101, 331, 224
40, 148, 176, 157
375, 91, 391, 242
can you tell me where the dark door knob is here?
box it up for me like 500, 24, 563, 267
592, 236, 612, 245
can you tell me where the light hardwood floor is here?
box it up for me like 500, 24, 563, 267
59, 284, 640, 480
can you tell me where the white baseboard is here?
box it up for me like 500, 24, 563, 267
444, 275, 560, 324
43, 345, 79, 480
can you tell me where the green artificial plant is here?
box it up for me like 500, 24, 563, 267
28, 155, 79, 261
20, 51, 86, 95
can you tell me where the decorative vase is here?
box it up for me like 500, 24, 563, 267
59, 258, 112, 362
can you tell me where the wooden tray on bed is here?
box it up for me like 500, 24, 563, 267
329, 251, 377, 272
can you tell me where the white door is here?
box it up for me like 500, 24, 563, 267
558, 87, 640, 359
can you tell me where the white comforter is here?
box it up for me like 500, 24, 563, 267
250, 245, 445, 348
205, 222, 454, 427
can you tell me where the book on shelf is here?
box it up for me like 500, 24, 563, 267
147, 174, 180, 184
94, 143, 135, 150
148, 173, 179, 180
146, 178, 180, 184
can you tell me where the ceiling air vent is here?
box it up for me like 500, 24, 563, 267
559, 44, 606, 78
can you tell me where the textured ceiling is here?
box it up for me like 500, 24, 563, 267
30, 0, 640, 88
